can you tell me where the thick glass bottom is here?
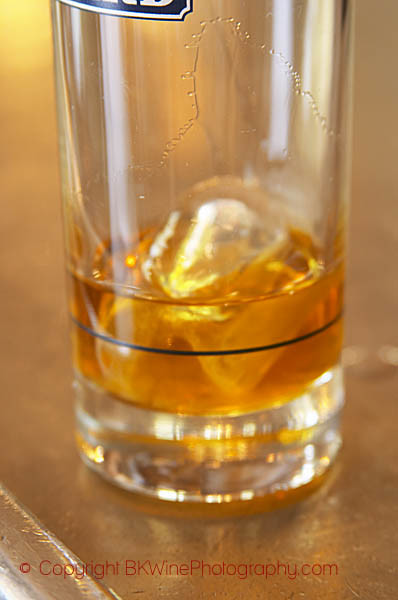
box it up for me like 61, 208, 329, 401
75, 366, 343, 503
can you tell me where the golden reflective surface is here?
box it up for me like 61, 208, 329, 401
0, 1, 397, 598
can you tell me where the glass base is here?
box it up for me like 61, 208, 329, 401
75, 366, 343, 503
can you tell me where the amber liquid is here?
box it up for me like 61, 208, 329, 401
69, 222, 343, 416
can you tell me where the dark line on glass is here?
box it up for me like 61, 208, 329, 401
70, 311, 343, 357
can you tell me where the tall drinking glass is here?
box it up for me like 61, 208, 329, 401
51, 0, 353, 502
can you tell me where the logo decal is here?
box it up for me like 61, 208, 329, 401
58, 0, 193, 21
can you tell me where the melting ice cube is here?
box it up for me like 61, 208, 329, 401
142, 180, 287, 300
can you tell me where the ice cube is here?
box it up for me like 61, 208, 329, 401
142, 178, 287, 300
187, 278, 328, 397
94, 177, 325, 406
94, 293, 210, 412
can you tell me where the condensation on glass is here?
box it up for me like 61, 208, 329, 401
51, 0, 353, 503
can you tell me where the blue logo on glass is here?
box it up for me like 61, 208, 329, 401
58, 0, 193, 21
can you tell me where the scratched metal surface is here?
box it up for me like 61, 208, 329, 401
0, 1, 397, 599
0, 485, 119, 600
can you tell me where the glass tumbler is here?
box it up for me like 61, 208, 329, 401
51, 0, 353, 502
